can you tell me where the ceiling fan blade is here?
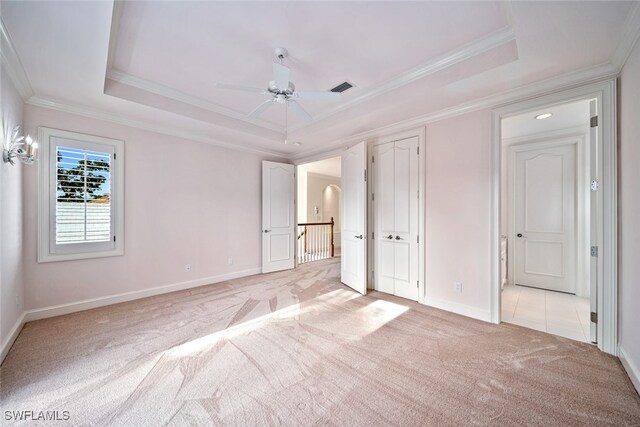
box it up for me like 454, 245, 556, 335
216, 83, 265, 94
248, 99, 275, 118
288, 100, 312, 123
295, 91, 342, 102
273, 63, 291, 91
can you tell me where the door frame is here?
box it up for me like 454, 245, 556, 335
491, 79, 617, 355
506, 130, 589, 297
367, 127, 426, 304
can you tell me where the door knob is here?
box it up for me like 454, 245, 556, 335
395, 235, 402, 240
355, 235, 363, 239
517, 233, 523, 238
387, 235, 393, 239
264, 230, 271, 233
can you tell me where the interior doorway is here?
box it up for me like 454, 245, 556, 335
296, 156, 342, 265
499, 99, 594, 343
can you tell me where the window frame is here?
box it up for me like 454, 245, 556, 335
38, 127, 124, 263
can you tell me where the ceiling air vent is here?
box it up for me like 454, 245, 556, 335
330, 81, 354, 93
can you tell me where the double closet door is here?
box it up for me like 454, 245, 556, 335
373, 136, 420, 301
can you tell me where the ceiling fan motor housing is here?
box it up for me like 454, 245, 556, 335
268, 80, 295, 96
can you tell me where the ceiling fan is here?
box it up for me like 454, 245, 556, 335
216, 47, 342, 125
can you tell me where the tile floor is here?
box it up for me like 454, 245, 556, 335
501, 284, 592, 343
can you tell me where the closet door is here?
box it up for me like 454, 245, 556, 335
374, 142, 395, 295
393, 137, 420, 301
373, 136, 420, 301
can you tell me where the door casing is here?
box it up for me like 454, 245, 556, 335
492, 79, 617, 355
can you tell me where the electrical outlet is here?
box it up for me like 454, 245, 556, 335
185, 264, 191, 272
228, 258, 233, 265
454, 282, 463, 293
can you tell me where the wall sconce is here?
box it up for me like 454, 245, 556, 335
2, 126, 38, 165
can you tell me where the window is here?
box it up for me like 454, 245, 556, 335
38, 127, 124, 262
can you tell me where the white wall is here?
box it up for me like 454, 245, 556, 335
0, 65, 25, 351
619, 38, 640, 392
306, 173, 340, 221
21, 105, 278, 311
296, 165, 308, 224
424, 110, 493, 320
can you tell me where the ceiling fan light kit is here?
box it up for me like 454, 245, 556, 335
217, 47, 342, 144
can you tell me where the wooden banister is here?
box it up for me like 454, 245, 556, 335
297, 221, 334, 226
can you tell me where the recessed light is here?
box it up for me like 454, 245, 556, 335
535, 113, 553, 120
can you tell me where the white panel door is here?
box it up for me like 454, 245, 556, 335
374, 142, 396, 295
392, 137, 420, 300
373, 137, 420, 301
262, 161, 295, 273
514, 144, 576, 293
341, 142, 367, 295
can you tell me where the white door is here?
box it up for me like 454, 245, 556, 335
262, 161, 295, 273
341, 142, 367, 294
514, 144, 576, 293
373, 137, 420, 301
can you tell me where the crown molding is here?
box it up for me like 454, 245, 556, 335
610, 1, 640, 71
106, 69, 283, 133
0, 16, 33, 101
290, 62, 618, 162
22, 61, 619, 165
25, 96, 288, 159
289, 26, 517, 133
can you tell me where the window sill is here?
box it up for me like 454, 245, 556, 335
37, 248, 124, 263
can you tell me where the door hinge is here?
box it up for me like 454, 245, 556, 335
417, 190, 419, 199
417, 146, 419, 155
590, 116, 598, 128
417, 235, 419, 244
364, 169, 367, 182
113, 235, 116, 242
372, 232, 375, 239
113, 153, 117, 160
372, 155, 375, 163
590, 312, 598, 323
416, 280, 419, 288
372, 193, 375, 201
591, 246, 598, 257
591, 179, 600, 191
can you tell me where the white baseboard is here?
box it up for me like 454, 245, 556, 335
424, 297, 492, 322
1, 312, 26, 364
619, 345, 640, 395
23, 267, 261, 322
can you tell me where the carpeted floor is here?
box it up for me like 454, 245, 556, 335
1, 257, 639, 426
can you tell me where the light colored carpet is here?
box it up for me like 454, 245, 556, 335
1, 258, 639, 426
